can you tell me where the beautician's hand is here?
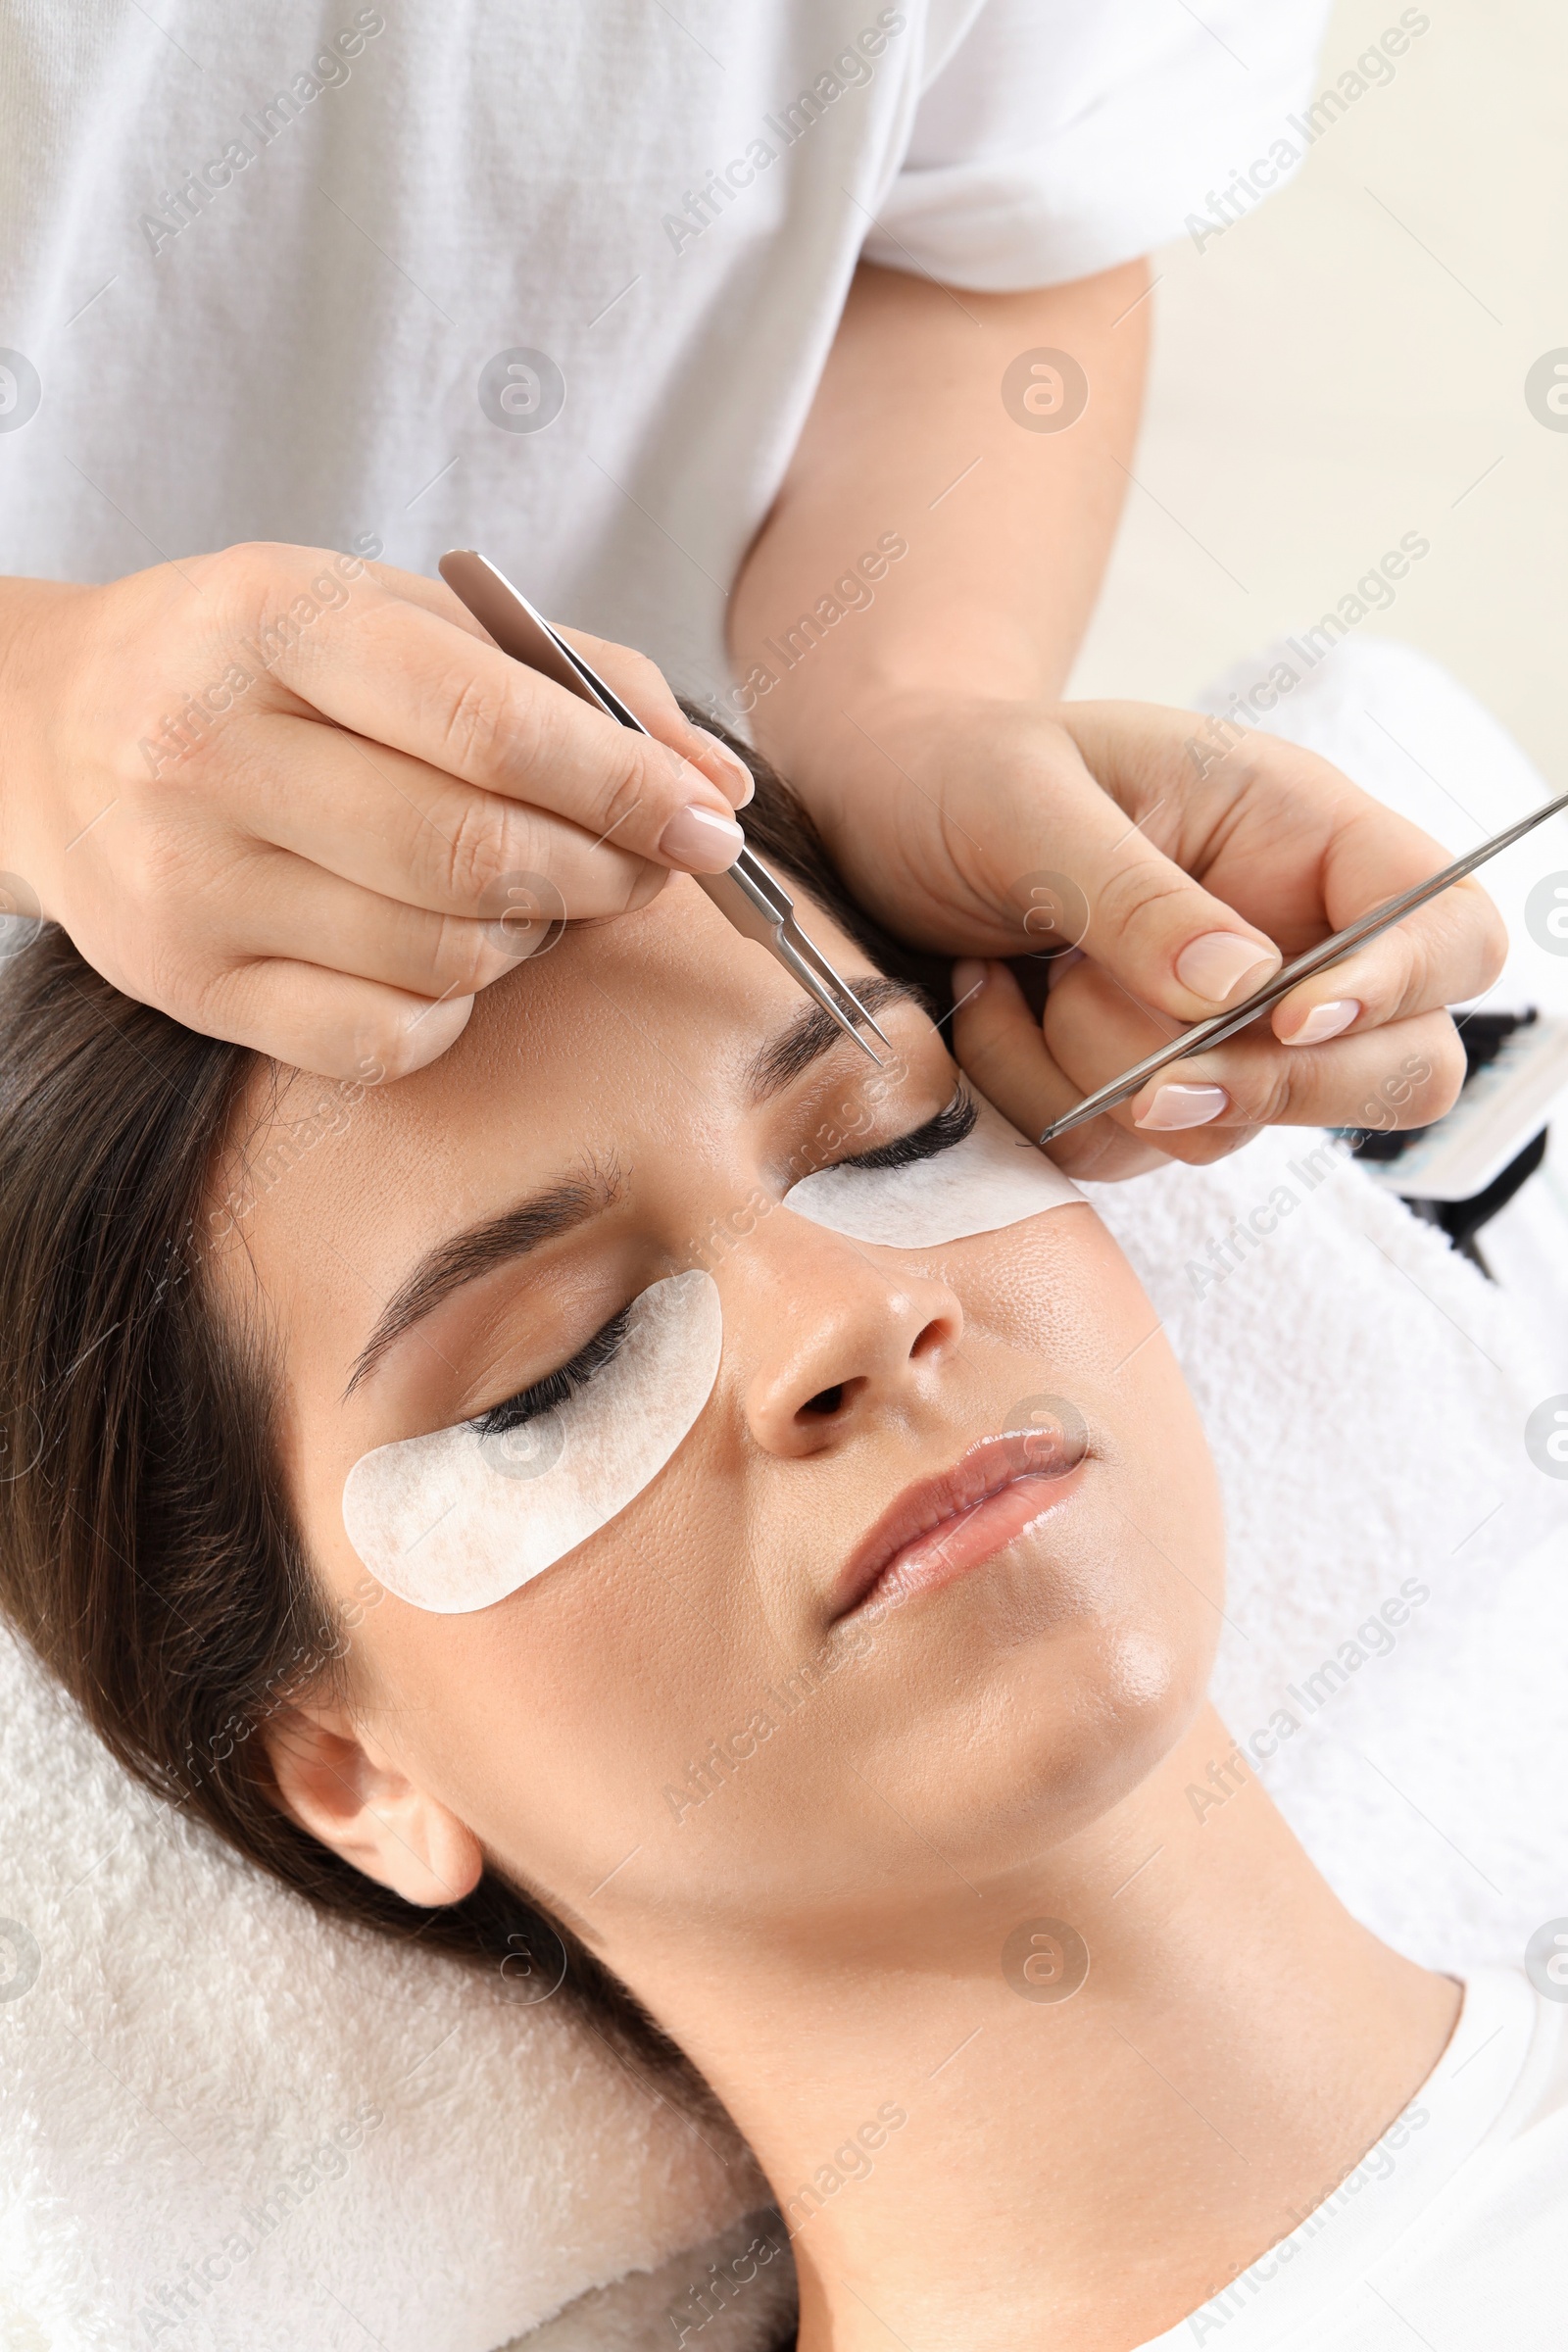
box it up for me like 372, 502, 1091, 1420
0, 546, 753, 1077
802, 694, 1505, 1182
726, 266, 1505, 1179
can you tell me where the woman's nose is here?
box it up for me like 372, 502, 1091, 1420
737, 1222, 965, 1459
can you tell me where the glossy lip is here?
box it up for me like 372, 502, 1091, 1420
830, 1429, 1088, 1626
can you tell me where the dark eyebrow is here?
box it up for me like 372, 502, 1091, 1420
342, 977, 918, 1396
343, 1167, 618, 1398
744, 976, 923, 1104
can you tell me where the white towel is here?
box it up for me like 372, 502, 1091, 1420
1090, 1122, 1568, 1973
3, 637, 1565, 2350
0, 1624, 765, 2351
1149, 631, 1568, 1969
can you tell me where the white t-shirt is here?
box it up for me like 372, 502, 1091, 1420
0, 1, 1327, 704
1140, 1970, 1568, 2351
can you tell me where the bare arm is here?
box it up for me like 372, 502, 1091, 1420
732, 257, 1149, 766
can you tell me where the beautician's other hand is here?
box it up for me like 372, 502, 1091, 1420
0, 546, 754, 1078
804, 694, 1506, 1182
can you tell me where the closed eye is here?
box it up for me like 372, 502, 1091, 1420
473, 1095, 974, 1434
472, 1304, 634, 1437
833, 1087, 978, 1173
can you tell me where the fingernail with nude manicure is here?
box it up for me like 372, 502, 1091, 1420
659, 804, 745, 872
1135, 1082, 1229, 1131
690, 728, 756, 807
1280, 998, 1360, 1046
1175, 931, 1279, 1004
952, 958, 989, 1000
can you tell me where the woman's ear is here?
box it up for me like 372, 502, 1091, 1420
261, 1701, 484, 1908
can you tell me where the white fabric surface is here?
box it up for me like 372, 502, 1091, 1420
1097, 632, 1568, 1973
1196, 631, 1568, 1394
862, 0, 1335, 290
0, 0, 1328, 699
5, 635, 1566, 2347
1138, 1970, 1568, 2351
1092, 1119, 1568, 1975
0, 1620, 767, 2350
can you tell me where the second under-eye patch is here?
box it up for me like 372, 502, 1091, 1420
783, 1093, 1082, 1246
342, 1269, 721, 1614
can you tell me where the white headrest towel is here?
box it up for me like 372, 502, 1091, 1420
3, 636, 1566, 2350
1092, 1122, 1568, 1973
0, 1616, 773, 2349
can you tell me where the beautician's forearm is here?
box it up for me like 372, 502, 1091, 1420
730, 258, 1150, 771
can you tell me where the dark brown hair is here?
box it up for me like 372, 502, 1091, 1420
0, 719, 941, 2059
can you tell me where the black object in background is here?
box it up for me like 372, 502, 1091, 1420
1340, 1011, 1547, 1275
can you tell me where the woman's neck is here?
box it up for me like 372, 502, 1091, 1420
629, 1706, 1459, 2352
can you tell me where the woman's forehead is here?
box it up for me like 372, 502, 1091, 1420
247, 877, 800, 1151
215, 876, 909, 1289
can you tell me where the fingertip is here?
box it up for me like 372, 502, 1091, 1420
950, 951, 1074, 1144
1132, 1080, 1230, 1132
951, 958, 1041, 1084
384, 990, 474, 1078
657, 805, 746, 873
1274, 996, 1361, 1047
622, 859, 669, 913
1172, 930, 1281, 1007
951, 959, 1033, 1054
687, 726, 757, 808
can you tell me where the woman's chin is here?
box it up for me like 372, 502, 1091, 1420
854, 1525, 1215, 1871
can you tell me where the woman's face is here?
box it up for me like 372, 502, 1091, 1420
220, 877, 1223, 1945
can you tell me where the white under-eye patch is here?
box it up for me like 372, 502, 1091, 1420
784, 1094, 1081, 1246
342, 1269, 721, 1614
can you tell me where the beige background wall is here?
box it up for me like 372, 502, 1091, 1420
1070, 0, 1568, 779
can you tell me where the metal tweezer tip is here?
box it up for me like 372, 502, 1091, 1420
775, 936, 886, 1062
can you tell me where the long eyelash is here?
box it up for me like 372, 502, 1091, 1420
471, 1098, 973, 1435
835, 1086, 978, 1173
473, 1305, 634, 1438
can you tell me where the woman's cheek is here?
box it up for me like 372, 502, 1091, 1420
951, 1207, 1138, 1374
